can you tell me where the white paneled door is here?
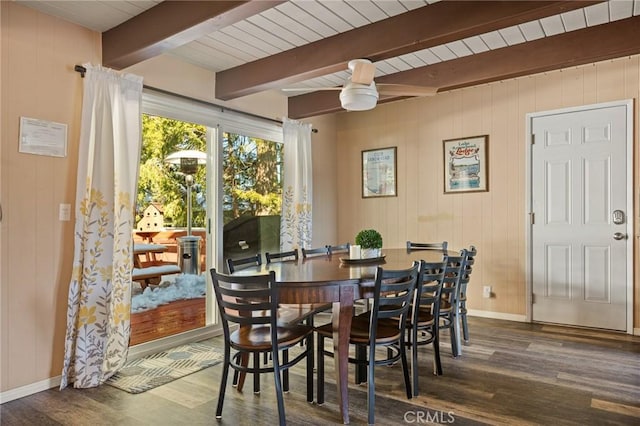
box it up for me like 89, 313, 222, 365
530, 101, 631, 331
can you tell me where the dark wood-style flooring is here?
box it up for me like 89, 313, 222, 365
2, 317, 639, 425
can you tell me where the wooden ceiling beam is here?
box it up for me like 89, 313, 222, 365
288, 16, 640, 119
102, 0, 285, 70
216, 0, 600, 100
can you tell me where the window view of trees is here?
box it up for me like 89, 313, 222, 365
222, 132, 283, 224
137, 114, 207, 227
136, 116, 284, 235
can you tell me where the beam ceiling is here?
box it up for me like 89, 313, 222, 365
288, 14, 640, 119
215, 0, 601, 100
103, 1, 285, 70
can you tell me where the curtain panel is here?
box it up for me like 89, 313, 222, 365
280, 118, 313, 251
60, 64, 143, 389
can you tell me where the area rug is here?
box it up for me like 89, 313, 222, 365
106, 341, 223, 394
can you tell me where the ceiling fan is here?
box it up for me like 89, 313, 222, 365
283, 59, 437, 111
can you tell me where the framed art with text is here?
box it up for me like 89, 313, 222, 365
362, 147, 397, 198
443, 135, 488, 194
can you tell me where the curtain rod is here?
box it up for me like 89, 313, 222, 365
74, 65, 318, 133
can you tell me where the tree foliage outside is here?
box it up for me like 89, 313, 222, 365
137, 114, 207, 227
222, 132, 283, 224
136, 115, 284, 229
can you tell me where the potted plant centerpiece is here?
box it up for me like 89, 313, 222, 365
355, 229, 383, 259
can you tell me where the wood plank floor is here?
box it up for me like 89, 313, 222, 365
2, 317, 639, 425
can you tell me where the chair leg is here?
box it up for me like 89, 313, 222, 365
317, 334, 325, 405
216, 346, 231, 418
451, 309, 462, 357
271, 349, 286, 426
400, 338, 412, 400
306, 332, 314, 403
411, 327, 419, 397
367, 344, 376, 426
461, 306, 469, 342
254, 353, 260, 394
355, 344, 367, 384
433, 326, 443, 376
282, 349, 289, 392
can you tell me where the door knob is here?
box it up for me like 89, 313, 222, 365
613, 232, 627, 240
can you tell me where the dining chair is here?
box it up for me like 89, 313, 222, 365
438, 250, 467, 357
301, 246, 329, 258
210, 269, 314, 426
226, 253, 262, 274
405, 258, 448, 395
266, 249, 299, 263
459, 245, 477, 343
316, 261, 420, 425
327, 242, 350, 255
406, 240, 448, 252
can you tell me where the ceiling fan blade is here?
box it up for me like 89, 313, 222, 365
282, 87, 343, 92
377, 84, 437, 97
350, 60, 376, 85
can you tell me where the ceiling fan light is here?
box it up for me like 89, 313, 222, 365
339, 84, 379, 111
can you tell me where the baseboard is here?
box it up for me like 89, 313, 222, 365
468, 309, 527, 323
1, 376, 62, 404
1, 325, 222, 405
634, 327, 640, 336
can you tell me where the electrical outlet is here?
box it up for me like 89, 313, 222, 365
483, 285, 491, 298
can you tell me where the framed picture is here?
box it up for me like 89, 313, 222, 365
443, 135, 488, 194
362, 147, 397, 198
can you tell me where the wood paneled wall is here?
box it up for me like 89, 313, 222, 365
335, 56, 640, 325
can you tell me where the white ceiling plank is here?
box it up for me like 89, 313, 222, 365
262, 8, 323, 43
499, 25, 526, 46
584, 2, 610, 26
398, 0, 428, 11
169, 42, 243, 72
221, 25, 283, 56
347, 0, 388, 22
480, 31, 508, 50
430, 45, 457, 61
445, 40, 473, 57
462, 35, 490, 54
375, 61, 399, 76
384, 57, 414, 72
207, 32, 265, 61
232, 20, 294, 52
278, 1, 337, 38
413, 48, 444, 65
609, 0, 634, 21
518, 21, 546, 41
539, 15, 566, 36
560, 9, 587, 32
635, 0, 640, 16
396, 52, 428, 68
320, 1, 370, 28
246, 14, 310, 47
297, 0, 353, 33
373, 0, 409, 17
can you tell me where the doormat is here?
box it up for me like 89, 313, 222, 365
106, 341, 223, 394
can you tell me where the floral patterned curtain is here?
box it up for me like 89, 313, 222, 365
280, 118, 313, 251
60, 64, 143, 389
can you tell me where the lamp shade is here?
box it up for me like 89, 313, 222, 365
165, 150, 206, 175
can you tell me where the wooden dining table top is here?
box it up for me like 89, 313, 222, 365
231, 247, 453, 286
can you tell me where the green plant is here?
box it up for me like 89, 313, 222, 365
355, 229, 383, 249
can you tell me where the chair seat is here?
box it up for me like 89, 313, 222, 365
316, 314, 401, 345
231, 324, 313, 351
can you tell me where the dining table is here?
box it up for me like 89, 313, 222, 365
230, 247, 453, 424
